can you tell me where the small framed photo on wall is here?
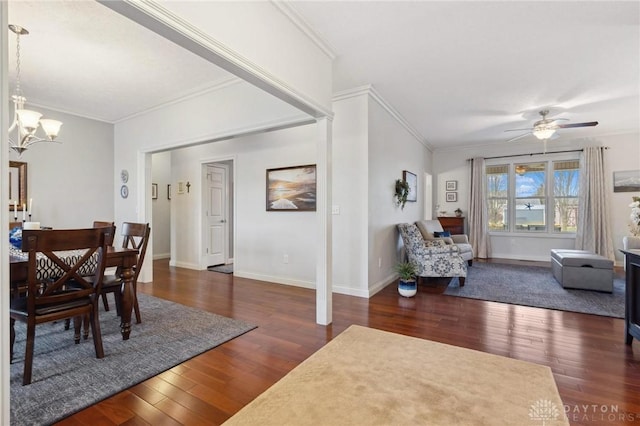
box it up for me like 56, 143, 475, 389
446, 192, 457, 202
446, 180, 457, 191
403, 170, 417, 202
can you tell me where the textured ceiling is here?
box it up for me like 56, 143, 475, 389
6, 1, 640, 150
7, 0, 234, 123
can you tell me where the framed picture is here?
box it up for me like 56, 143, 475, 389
167, 184, 171, 200
8, 161, 27, 212
403, 170, 417, 202
152, 183, 158, 199
446, 180, 457, 191
446, 192, 457, 202
613, 170, 640, 192
266, 164, 317, 211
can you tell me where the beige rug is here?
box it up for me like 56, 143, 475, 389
224, 325, 568, 426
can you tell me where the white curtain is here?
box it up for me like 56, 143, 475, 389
575, 146, 614, 259
469, 157, 490, 258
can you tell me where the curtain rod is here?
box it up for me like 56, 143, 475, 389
467, 146, 609, 161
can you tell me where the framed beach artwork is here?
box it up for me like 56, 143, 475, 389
446, 192, 457, 202
446, 180, 457, 191
266, 164, 317, 211
403, 170, 417, 202
613, 170, 640, 193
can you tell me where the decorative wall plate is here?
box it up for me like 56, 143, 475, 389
120, 169, 129, 183
120, 185, 129, 199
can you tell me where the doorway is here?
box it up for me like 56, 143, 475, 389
202, 160, 234, 268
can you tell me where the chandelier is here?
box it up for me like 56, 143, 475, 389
8, 24, 62, 157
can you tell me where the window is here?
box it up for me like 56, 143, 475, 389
486, 165, 509, 231
553, 160, 579, 232
486, 158, 580, 234
514, 162, 546, 232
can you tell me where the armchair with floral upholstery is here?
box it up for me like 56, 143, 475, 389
415, 219, 474, 266
397, 223, 467, 286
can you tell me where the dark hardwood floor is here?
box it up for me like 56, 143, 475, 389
56, 259, 640, 425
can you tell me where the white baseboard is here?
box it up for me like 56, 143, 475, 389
233, 270, 371, 298
234, 271, 315, 289
153, 253, 170, 260
332, 284, 370, 298
490, 253, 552, 262
368, 273, 398, 297
170, 260, 200, 270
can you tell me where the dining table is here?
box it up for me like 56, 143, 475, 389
9, 245, 139, 340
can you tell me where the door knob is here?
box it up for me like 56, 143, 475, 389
220, 219, 226, 223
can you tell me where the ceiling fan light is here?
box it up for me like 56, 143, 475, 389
533, 127, 555, 140
515, 165, 527, 175
40, 119, 63, 139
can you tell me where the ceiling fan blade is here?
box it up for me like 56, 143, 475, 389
505, 128, 533, 132
506, 133, 531, 143
557, 121, 599, 129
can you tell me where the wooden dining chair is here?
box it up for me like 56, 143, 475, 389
100, 222, 150, 324
63, 220, 117, 334
93, 221, 116, 246
9, 227, 112, 385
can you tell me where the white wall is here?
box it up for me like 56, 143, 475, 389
151, 151, 171, 259
114, 80, 308, 228
605, 133, 640, 263
167, 124, 317, 287
9, 106, 114, 229
368, 97, 432, 295
156, 1, 333, 112
432, 132, 640, 263
331, 94, 369, 297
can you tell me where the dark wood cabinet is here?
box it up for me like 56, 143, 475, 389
438, 216, 465, 235
622, 249, 640, 345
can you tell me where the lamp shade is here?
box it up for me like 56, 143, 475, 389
533, 127, 555, 140
16, 109, 42, 131
39, 119, 63, 139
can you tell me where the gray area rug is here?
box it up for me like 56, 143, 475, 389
10, 293, 255, 426
208, 264, 233, 274
444, 262, 624, 318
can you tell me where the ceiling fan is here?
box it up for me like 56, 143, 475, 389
505, 109, 598, 143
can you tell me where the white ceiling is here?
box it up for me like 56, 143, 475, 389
7, 1, 640, 150
7, 0, 235, 123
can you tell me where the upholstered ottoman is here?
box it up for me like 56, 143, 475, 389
550, 249, 613, 292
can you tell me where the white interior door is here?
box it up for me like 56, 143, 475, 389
205, 164, 227, 266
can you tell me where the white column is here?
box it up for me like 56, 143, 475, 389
316, 116, 333, 325
1, 2, 11, 423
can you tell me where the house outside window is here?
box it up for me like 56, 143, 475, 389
486, 157, 580, 234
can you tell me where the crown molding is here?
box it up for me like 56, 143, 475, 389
114, 76, 242, 123
99, 0, 332, 119
23, 100, 113, 124
271, 1, 337, 60
333, 85, 433, 152
140, 113, 315, 153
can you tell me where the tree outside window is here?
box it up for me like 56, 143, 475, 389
553, 160, 579, 232
485, 158, 580, 234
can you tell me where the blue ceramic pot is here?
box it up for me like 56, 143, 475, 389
398, 279, 417, 297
